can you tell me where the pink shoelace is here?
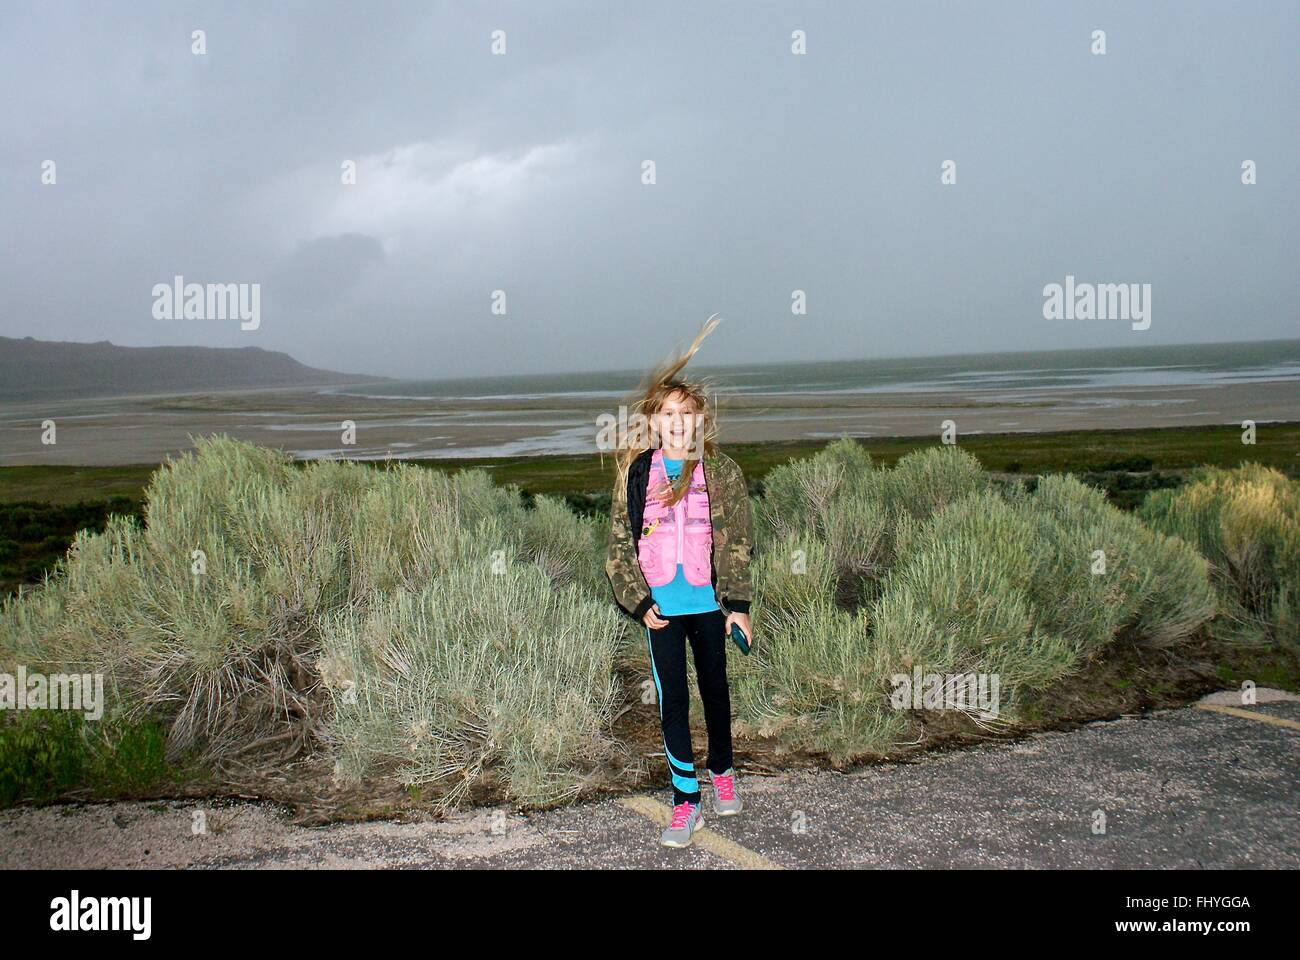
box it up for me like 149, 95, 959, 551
713, 773, 735, 802
670, 802, 696, 829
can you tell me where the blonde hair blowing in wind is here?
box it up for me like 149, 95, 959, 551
611, 314, 722, 505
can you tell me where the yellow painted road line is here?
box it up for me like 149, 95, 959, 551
1195, 703, 1300, 731
618, 796, 785, 870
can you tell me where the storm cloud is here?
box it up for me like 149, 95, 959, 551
2, 1, 1295, 378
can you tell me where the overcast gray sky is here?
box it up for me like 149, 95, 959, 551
2, 1, 1296, 378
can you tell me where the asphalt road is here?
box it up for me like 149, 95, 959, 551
2, 697, 1296, 870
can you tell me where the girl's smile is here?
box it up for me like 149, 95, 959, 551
653, 390, 704, 457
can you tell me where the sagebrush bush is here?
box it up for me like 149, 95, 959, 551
0, 437, 625, 808
755, 440, 986, 609
871, 491, 1077, 718
1139, 464, 1299, 644
321, 565, 624, 810
519, 494, 608, 594
877, 445, 988, 519
1024, 475, 1216, 652
731, 527, 936, 758
730, 593, 905, 760
1, 433, 1274, 809
740, 440, 1218, 758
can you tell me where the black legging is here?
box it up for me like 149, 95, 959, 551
645, 608, 735, 805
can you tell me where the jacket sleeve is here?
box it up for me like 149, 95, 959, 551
605, 485, 656, 623
718, 458, 754, 614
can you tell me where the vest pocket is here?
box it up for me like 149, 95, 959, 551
637, 527, 674, 587
686, 489, 710, 520
681, 526, 712, 586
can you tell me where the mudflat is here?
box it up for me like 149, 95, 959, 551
1, 379, 1296, 466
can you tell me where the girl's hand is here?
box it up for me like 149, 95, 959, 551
642, 604, 669, 630
647, 480, 673, 505
724, 611, 753, 650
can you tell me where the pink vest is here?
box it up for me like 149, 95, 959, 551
636, 449, 713, 587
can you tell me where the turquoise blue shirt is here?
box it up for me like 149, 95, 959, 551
649, 457, 719, 616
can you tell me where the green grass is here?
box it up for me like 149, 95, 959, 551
0, 465, 157, 504
421, 422, 1300, 494
4, 422, 1294, 599
0, 497, 143, 597
910, 422, 1300, 477
0, 712, 183, 806
1213, 650, 1300, 691
6, 422, 1296, 504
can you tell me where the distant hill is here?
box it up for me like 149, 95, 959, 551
0, 337, 388, 401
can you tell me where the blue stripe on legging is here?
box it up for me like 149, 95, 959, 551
646, 626, 699, 793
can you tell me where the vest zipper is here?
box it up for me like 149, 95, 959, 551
675, 486, 685, 568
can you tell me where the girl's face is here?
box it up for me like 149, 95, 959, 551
653, 390, 702, 454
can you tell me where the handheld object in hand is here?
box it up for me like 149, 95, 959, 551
729, 622, 750, 655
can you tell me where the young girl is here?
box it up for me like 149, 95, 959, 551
604, 317, 755, 848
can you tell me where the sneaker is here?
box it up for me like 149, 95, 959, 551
660, 801, 704, 847
711, 768, 743, 816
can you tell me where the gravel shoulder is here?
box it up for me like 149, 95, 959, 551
3, 696, 1295, 870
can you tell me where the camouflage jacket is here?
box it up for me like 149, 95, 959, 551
605, 448, 754, 623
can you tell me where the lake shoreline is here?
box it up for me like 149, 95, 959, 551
2, 378, 1297, 467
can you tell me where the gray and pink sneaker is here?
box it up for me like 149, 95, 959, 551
660, 801, 704, 847
711, 769, 743, 816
